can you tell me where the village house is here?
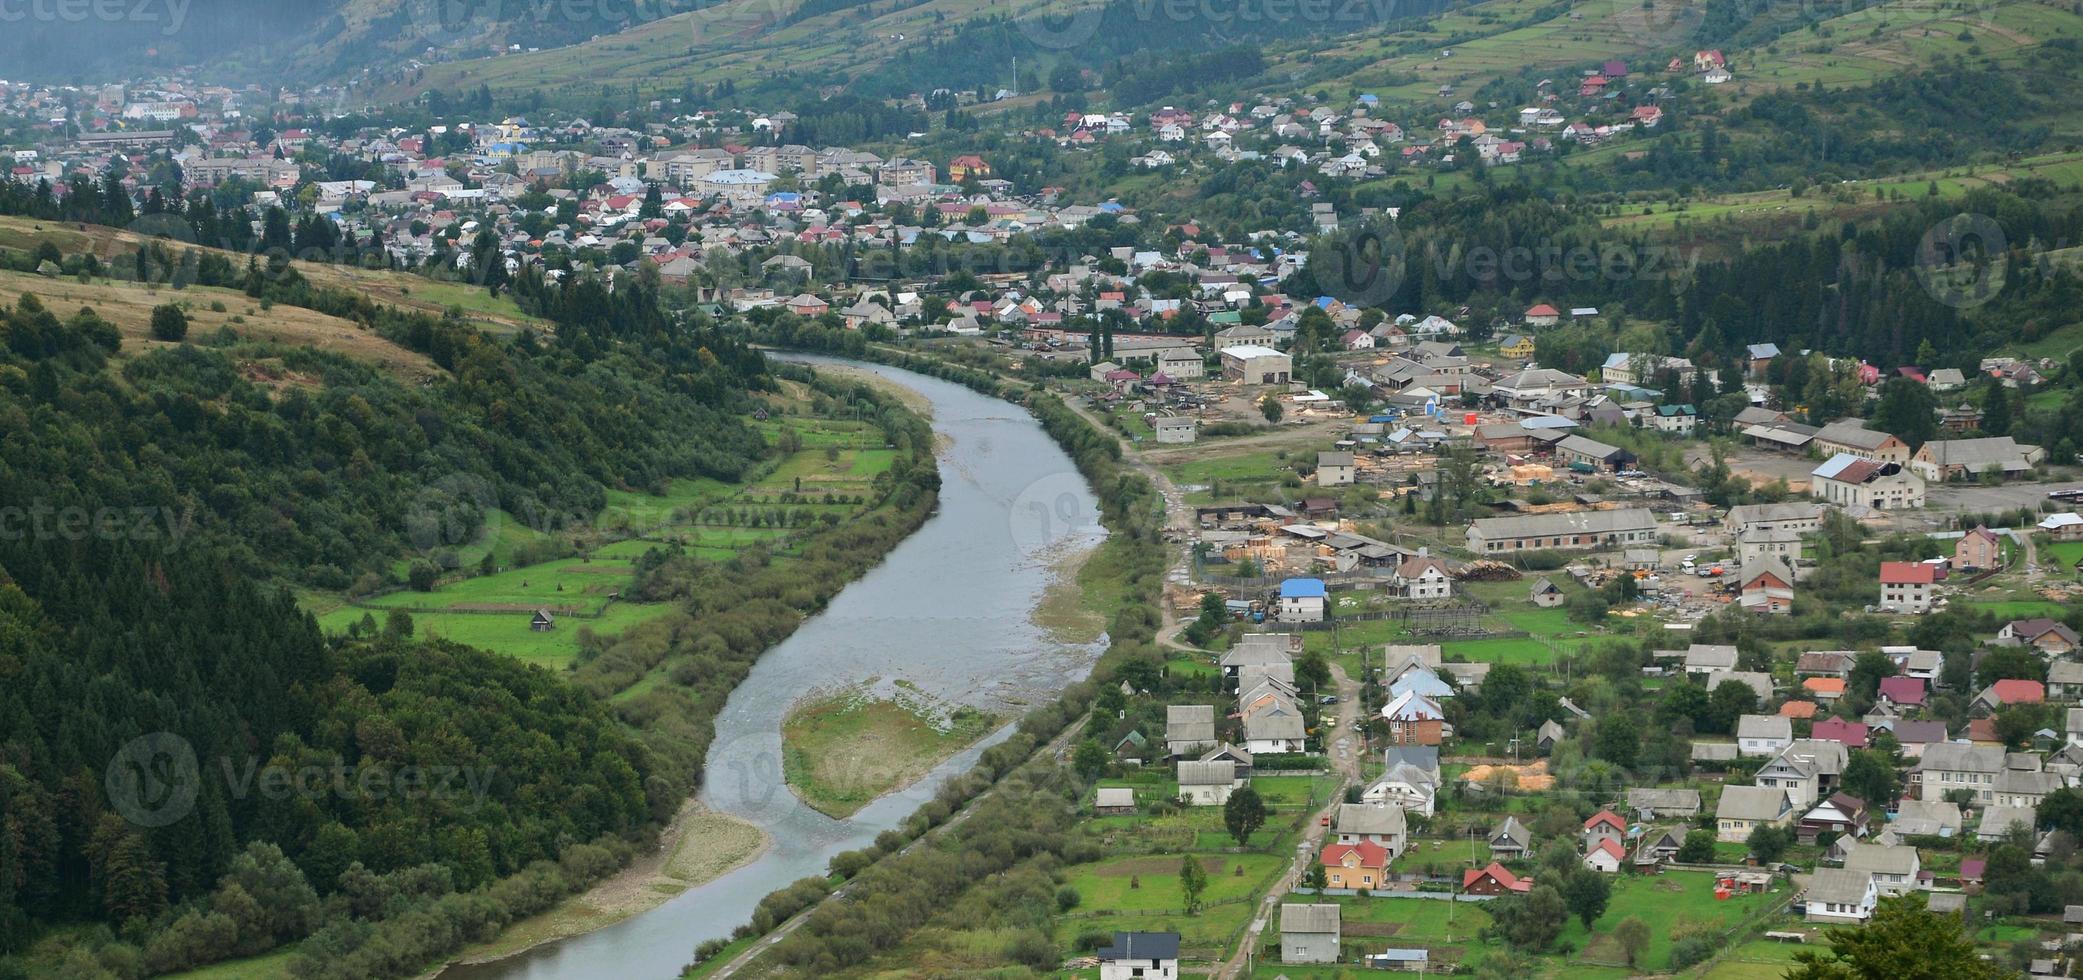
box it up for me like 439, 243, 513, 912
1165, 705, 1217, 757
2000, 618, 2081, 655
1953, 526, 2004, 572
2039, 512, 2083, 541
1555, 435, 1636, 473
1241, 700, 1307, 755
1463, 862, 1534, 895
1280, 904, 1341, 964
1726, 501, 1827, 539
1094, 787, 1136, 815
1805, 867, 1880, 924
1317, 452, 1355, 487
1717, 785, 1792, 842
1626, 788, 1702, 821
1335, 802, 1409, 857
1489, 816, 1532, 859
1912, 742, 2006, 803
1739, 559, 1796, 615
1799, 793, 1869, 844
1878, 562, 1944, 614
1152, 415, 1196, 444
1582, 810, 1626, 852
1737, 714, 1793, 756
1391, 553, 1453, 601
1755, 739, 1848, 809
1177, 760, 1241, 805
1279, 578, 1327, 623
1382, 690, 1447, 746
1584, 838, 1626, 874
1098, 932, 1179, 980
1978, 805, 2037, 842
1321, 839, 1390, 890
1366, 746, 1443, 815
1155, 347, 1204, 380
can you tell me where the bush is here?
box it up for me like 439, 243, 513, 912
1668, 935, 1717, 969
149, 303, 188, 341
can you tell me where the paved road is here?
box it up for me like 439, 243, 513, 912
1926, 479, 2083, 514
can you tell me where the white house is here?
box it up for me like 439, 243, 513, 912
1737, 714, 1793, 756
1805, 867, 1879, 924
1177, 760, 1241, 805
1152, 416, 1197, 444
1279, 578, 1327, 622
1099, 932, 1180, 980
1334, 802, 1408, 857
1392, 553, 1453, 600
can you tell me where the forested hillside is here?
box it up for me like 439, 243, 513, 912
0, 225, 915, 976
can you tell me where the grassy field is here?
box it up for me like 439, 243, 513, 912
1061, 851, 1288, 948
0, 215, 550, 338
781, 686, 998, 818
1693, 937, 1812, 979
163, 948, 299, 980
1564, 870, 1783, 971
0, 269, 438, 379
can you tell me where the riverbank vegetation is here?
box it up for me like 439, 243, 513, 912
781, 685, 999, 819
691, 354, 1176, 974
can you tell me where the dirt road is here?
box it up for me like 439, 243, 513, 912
1213, 664, 1365, 979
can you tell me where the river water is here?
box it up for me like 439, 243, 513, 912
445, 356, 1107, 980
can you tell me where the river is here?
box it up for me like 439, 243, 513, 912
445, 356, 1108, 980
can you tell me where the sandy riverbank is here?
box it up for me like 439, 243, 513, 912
445, 800, 770, 968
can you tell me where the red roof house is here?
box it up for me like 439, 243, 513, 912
1987, 678, 2045, 706
1811, 718, 1869, 749
1877, 676, 1927, 707
1463, 862, 1533, 895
